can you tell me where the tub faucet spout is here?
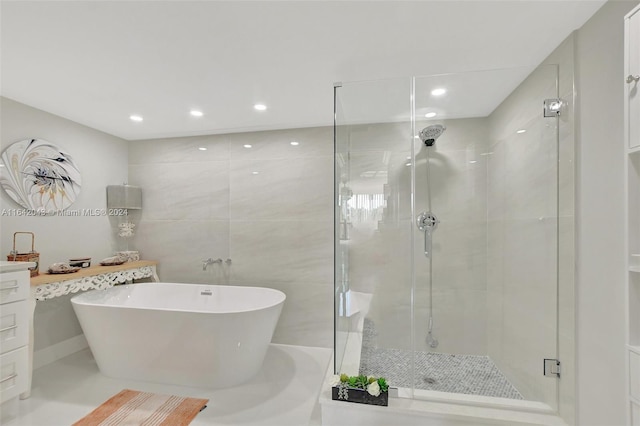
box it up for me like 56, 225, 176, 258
202, 258, 222, 271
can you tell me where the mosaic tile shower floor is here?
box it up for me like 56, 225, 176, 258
359, 319, 524, 400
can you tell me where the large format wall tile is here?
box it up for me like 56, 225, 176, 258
486, 59, 564, 407
228, 127, 332, 160
229, 219, 333, 285
413, 288, 488, 355
232, 281, 333, 348
415, 118, 489, 153
129, 134, 229, 164
130, 161, 229, 221
130, 126, 334, 347
134, 219, 229, 284
229, 156, 332, 221
344, 118, 490, 357
340, 123, 411, 153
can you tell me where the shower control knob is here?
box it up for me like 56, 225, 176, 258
416, 212, 439, 232
627, 74, 639, 84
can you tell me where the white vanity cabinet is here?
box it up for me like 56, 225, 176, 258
0, 262, 33, 405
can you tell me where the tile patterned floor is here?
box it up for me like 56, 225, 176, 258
359, 319, 523, 400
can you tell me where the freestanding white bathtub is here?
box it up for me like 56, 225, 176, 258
71, 283, 285, 388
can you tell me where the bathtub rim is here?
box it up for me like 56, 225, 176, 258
70, 282, 286, 314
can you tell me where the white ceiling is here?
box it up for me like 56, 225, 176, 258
1, 1, 605, 141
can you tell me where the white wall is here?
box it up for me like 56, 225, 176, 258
128, 127, 334, 347
574, 1, 639, 424
0, 97, 129, 350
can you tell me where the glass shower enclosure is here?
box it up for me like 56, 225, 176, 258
334, 65, 561, 410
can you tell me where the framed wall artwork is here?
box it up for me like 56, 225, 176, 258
0, 138, 81, 211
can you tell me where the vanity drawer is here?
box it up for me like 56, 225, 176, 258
0, 300, 28, 354
0, 271, 29, 305
0, 346, 27, 404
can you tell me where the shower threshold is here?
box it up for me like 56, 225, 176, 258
323, 339, 563, 426
320, 355, 563, 426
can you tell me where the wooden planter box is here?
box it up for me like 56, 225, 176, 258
331, 385, 388, 406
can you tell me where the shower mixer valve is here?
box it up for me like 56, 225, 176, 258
417, 212, 439, 231
417, 211, 439, 258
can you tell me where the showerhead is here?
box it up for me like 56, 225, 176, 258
419, 124, 446, 147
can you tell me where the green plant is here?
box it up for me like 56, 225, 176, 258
338, 373, 388, 392
377, 377, 388, 392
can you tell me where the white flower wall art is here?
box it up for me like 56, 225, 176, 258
0, 138, 82, 211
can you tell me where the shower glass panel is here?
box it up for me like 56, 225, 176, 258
334, 64, 561, 410
334, 78, 414, 379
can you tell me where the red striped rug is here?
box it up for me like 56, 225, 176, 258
72, 389, 208, 426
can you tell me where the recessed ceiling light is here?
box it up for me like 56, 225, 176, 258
129, 115, 143, 122
405, 162, 412, 167
290, 141, 299, 146
198, 147, 207, 151
516, 129, 527, 134
252, 171, 259, 175
469, 160, 477, 164
243, 144, 252, 148
254, 104, 267, 111
190, 110, 204, 117
425, 112, 437, 118
431, 88, 446, 96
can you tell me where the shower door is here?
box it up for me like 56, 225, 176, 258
334, 64, 562, 411
412, 65, 560, 409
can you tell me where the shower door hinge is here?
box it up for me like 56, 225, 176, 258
543, 99, 563, 117
543, 358, 561, 378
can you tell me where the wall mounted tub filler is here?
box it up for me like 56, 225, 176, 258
331, 374, 389, 406
202, 257, 222, 271
202, 258, 232, 271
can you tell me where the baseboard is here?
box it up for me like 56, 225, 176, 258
33, 334, 88, 370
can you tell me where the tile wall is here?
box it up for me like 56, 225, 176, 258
341, 119, 489, 356
129, 127, 334, 347
486, 63, 561, 407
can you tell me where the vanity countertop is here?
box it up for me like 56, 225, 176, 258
0, 261, 37, 273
